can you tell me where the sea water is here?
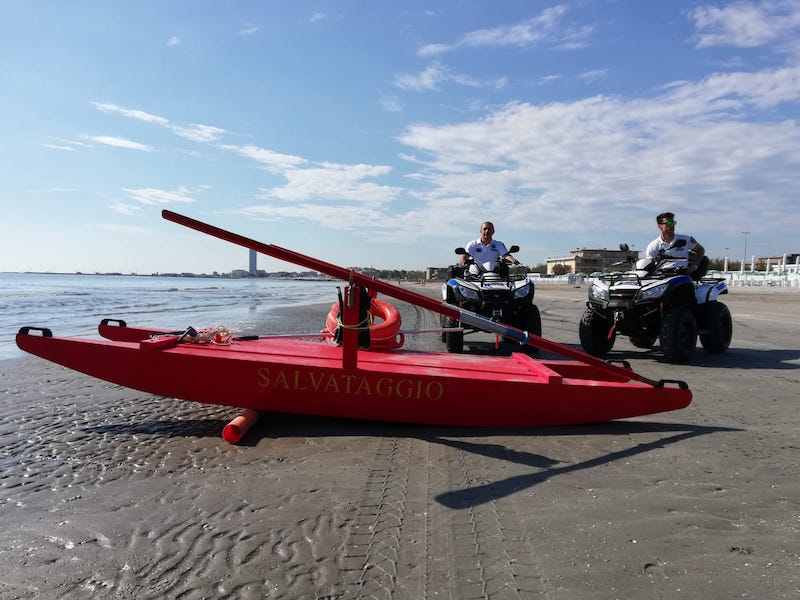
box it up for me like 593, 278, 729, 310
0, 273, 342, 361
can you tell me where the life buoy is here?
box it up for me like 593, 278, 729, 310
325, 297, 404, 350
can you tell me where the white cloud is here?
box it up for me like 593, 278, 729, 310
417, 5, 591, 56
310, 11, 326, 23
110, 200, 142, 216
394, 63, 449, 91
241, 203, 384, 230
579, 69, 608, 84
92, 102, 225, 142
92, 102, 170, 125
379, 94, 403, 112
221, 144, 308, 172
122, 187, 197, 205
417, 43, 450, 57
394, 65, 800, 240
459, 6, 568, 47
654, 65, 800, 114
88, 136, 154, 151
43, 143, 76, 151
239, 23, 260, 35
258, 162, 400, 204
91, 102, 226, 144
690, 0, 800, 49
168, 36, 180, 46
173, 124, 226, 142
394, 62, 507, 92
536, 74, 561, 86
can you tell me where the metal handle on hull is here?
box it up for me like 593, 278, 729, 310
17, 326, 53, 337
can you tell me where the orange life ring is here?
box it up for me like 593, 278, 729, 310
325, 297, 404, 350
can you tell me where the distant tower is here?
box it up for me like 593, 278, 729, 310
249, 249, 257, 276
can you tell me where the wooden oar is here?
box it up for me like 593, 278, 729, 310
162, 210, 665, 387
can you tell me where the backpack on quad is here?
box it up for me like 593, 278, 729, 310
441, 245, 541, 353
579, 240, 732, 363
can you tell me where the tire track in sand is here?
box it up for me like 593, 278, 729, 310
439, 440, 552, 599
331, 436, 428, 599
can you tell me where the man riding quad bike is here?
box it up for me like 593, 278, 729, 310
579, 239, 732, 363
441, 245, 541, 353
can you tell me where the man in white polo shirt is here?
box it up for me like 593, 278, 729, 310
459, 221, 519, 277
645, 211, 708, 280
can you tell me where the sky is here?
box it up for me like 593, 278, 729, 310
2, 0, 799, 274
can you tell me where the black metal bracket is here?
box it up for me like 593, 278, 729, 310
655, 379, 690, 390
100, 318, 127, 327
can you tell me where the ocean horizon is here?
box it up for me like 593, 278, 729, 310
1, 273, 342, 362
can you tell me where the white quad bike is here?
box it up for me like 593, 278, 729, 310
441, 245, 541, 354
579, 239, 732, 363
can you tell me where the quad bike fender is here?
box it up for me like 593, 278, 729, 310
696, 280, 728, 304
663, 280, 696, 308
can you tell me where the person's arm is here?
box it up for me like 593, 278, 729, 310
644, 241, 653, 260
496, 241, 520, 265
459, 241, 474, 266
688, 241, 705, 272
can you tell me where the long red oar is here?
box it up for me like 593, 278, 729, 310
162, 210, 663, 387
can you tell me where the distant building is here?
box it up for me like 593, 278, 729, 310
249, 250, 257, 276
547, 248, 638, 275
755, 253, 800, 273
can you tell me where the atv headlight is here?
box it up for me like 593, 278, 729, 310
513, 282, 531, 299
457, 285, 480, 300
640, 283, 668, 300
590, 282, 608, 301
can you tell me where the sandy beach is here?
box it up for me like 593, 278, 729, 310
1, 283, 799, 599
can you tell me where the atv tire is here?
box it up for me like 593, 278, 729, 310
699, 302, 732, 353
516, 304, 542, 355
444, 318, 463, 353
629, 332, 658, 349
659, 305, 697, 363
579, 307, 615, 357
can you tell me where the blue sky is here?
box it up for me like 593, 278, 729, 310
2, 1, 799, 274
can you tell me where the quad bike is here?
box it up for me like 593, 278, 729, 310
579, 239, 732, 363
441, 245, 541, 353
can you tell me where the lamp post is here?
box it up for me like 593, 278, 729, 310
724, 247, 729, 272
742, 231, 750, 271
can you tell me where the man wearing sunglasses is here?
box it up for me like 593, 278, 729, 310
645, 212, 709, 280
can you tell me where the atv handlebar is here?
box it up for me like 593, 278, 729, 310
455, 244, 520, 264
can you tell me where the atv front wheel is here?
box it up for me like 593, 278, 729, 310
516, 304, 542, 355
659, 306, 697, 363
579, 308, 615, 357
444, 318, 463, 353
629, 332, 658, 349
699, 302, 732, 353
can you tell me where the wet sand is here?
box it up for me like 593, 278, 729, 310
1, 284, 799, 599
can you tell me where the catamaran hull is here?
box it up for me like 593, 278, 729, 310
17, 327, 691, 427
